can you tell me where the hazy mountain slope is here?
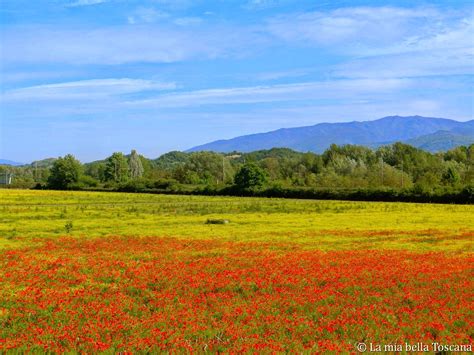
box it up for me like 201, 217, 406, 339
30, 158, 57, 168
187, 116, 472, 153
405, 130, 474, 152
0, 159, 25, 166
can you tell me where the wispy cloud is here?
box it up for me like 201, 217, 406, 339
332, 14, 474, 79
67, 0, 109, 7
127, 7, 170, 25
244, 0, 283, 10
1, 77, 414, 114
1, 24, 266, 65
140, 0, 197, 11
173, 17, 203, 26
265, 6, 474, 79
126, 78, 411, 108
4, 5, 470, 73
334, 47, 474, 79
255, 68, 311, 81
7, 76, 465, 114
266, 6, 467, 54
3, 79, 176, 101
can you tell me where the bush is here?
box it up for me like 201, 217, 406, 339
153, 179, 179, 190
189, 185, 472, 204
80, 175, 99, 187
118, 179, 148, 192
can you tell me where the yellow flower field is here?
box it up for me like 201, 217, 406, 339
0, 189, 472, 251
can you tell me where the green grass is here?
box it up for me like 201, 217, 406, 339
0, 189, 472, 251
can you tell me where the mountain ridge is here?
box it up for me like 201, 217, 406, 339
0, 159, 25, 166
187, 116, 473, 153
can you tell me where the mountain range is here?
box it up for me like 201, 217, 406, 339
0, 159, 24, 166
187, 116, 474, 153
2, 116, 473, 166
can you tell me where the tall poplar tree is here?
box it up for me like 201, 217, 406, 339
129, 149, 144, 179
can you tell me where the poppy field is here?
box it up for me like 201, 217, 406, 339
0, 190, 473, 352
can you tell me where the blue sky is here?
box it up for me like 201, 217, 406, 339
1, 0, 473, 162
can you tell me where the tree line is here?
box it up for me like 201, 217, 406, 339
1, 143, 473, 203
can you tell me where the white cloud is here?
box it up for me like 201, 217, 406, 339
153, 0, 193, 8
244, 0, 282, 10
1, 77, 413, 113
1, 24, 265, 65
126, 78, 411, 108
3, 77, 471, 131
334, 47, 474, 79
174, 17, 203, 26
266, 7, 474, 79
363, 15, 474, 56
10, 76, 458, 115
3, 78, 176, 101
1, 5, 472, 123
4, 5, 470, 73
255, 68, 311, 81
67, 0, 109, 7
0, 70, 81, 84
266, 6, 466, 53
332, 15, 474, 79
127, 7, 170, 25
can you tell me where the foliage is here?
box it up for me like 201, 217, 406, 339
47, 154, 83, 189
442, 165, 461, 186
84, 161, 106, 182
234, 163, 267, 190
105, 152, 129, 183
183, 152, 229, 185
30, 158, 57, 168
153, 151, 190, 170
64, 220, 73, 233
129, 149, 144, 179
3, 143, 473, 198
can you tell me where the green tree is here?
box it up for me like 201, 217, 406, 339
129, 149, 144, 179
442, 165, 460, 186
183, 152, 226, 184
47, 154, 83, 189
84, 161, 106, 182
234, 163, 267, 190
105, 152, 129, 183
444, 146, 468, 164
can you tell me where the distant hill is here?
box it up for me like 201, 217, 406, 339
0, 159, 24, 166
187, 116, 473, 153
405, 130, 474, 152
30, 158, 57, 168
153, 151, 190, 170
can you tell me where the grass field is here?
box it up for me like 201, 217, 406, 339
0, 189, 473, 352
